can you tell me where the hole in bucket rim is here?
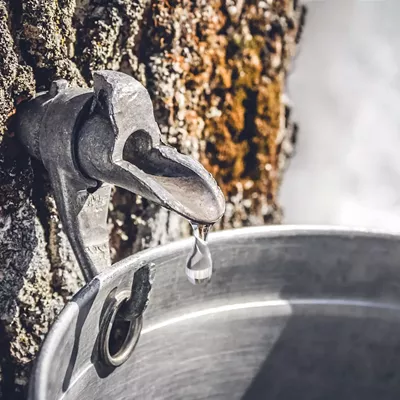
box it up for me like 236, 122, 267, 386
109, 299, 132, 357
99, 290, 143, 367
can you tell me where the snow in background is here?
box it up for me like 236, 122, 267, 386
280, 0, 400, 231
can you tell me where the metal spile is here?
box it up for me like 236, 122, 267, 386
15, 70, 225, 283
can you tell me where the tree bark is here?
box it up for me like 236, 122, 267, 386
0, 0, 305, 397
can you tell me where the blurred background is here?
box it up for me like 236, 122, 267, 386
280, 0, 400, 231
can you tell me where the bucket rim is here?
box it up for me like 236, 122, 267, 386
28, 224, 400, 400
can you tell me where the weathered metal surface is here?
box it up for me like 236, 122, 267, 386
15, 71, 225, 282
29, 226, 400, 400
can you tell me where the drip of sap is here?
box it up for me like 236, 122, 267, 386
185, 223, 213, 285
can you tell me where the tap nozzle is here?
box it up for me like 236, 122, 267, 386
15, 70, 225, 282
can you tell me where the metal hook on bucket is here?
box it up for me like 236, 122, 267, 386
99, 290, 143, 367
99, 263, 155, 367
15, 70, 225, 367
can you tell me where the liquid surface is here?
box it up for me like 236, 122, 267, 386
185, 223, 213, 285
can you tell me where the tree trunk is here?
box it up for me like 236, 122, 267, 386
0, 0, 305, 397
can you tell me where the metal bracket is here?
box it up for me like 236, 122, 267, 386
98, 262, 155, 367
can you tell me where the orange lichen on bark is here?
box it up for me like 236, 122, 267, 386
145, 0, 305, 226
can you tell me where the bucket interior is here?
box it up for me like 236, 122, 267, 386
30, 228, 400, 400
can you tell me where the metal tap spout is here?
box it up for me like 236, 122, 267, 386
15, 70, 225, 282
77, 72, 225, 225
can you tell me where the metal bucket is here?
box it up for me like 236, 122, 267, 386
29, 226, 400, 399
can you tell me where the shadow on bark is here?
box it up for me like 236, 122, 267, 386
0, 135, 36, 398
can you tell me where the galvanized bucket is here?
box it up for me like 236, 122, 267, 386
29, 226, 400, 399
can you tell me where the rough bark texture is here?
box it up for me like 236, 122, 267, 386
0, 0, 305, 397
